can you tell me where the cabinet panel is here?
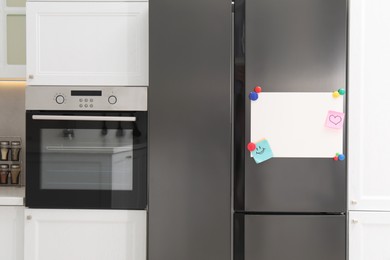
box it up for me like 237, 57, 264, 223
0, 206, 24, 260
24, 209, 146, 260
349, 211, 390, 260
26, 2, 148, 86
349, 0, 390, 211
0, 2, 26, 79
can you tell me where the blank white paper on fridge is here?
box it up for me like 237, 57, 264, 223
250, 92, 344, 158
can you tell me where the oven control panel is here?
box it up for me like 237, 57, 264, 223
26, 86, 147, 111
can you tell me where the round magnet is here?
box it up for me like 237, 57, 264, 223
333, 91, 340, 98
338, 154, 345, 161
247, 142, 256, 152
254, 86, 262, 93
249, 92, 259, 101
338, 88, 346, 95
333, 156, 339, 161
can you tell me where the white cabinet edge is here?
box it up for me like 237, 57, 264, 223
0, 197, 24, 206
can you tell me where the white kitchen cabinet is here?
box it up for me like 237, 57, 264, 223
26, 1, 148, 86
349, 211, 390, 260
0, 206, 24, 260
0, 0, 26, 79
24, 209, 146, 260
349, 0, 390, 211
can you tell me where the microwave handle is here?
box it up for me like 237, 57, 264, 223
32, 115, 136, 122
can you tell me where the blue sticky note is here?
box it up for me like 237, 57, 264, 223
251, 139, 273, 164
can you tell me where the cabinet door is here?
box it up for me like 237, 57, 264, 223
349, 0, 390, 211
0, 206, 24, 260
24, 209, 146, 260
26, 2, 148, 86
0, 0, 26, 79
349, 211, 390, 260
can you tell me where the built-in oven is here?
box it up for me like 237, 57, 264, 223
25, 87, 147, 210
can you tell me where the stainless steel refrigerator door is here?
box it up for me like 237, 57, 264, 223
149, 0, 232, 259
246, 0, 347, 92
234, 0, 347, 213
245, 159, 346, 212
235, 214, 346, 260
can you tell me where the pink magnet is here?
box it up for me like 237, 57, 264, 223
247, 142, 256, 152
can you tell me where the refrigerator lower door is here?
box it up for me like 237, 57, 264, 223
234, 214, 345, 260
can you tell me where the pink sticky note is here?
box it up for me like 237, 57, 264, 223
325, 111, 345, 129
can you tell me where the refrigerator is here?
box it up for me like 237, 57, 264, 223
233, 0, 347, 259
148, 0, 232, 259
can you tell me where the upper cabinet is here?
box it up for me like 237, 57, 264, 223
349, 0, 390, 211
0, 0, 26, 79
26, 2, 148, 86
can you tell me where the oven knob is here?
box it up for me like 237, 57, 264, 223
108, 95, 117, 105
55, 95, 65, 104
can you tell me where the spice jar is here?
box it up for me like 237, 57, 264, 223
0, 141, 10, 161
0, 164, 9, 184
10, 141, 21, 161
10, 164, 21, 184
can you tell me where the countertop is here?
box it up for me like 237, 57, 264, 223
0, 196, 24, 206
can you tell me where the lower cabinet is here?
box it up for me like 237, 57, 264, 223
0, 206, 24, 260
349, 211, 390, 260
24, 209, 146, 260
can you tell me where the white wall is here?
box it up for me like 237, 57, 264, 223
0, 83, 25, 197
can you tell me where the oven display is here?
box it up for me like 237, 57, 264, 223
71, 90, 102, 96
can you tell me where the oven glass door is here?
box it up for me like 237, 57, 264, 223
26, 111, 147, 209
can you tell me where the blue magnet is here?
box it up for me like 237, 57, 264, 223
338, 154, 345, 161
249, 92, 258, 101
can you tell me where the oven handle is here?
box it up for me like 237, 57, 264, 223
32, 115, 137, 122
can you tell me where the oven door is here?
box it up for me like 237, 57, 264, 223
26, 111, 147, 210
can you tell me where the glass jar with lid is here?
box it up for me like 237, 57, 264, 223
0, 141, 10, 161
10, 141, 21, 161
10, 164, 21, 184
0, 164, 9, 184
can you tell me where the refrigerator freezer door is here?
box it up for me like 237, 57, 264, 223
149, 0, 231, 259
235, 214, 345, 260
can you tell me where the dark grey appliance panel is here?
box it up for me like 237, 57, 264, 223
244, 214, 346, 260
245, 159, 346, 212
235, 0, 348, 212
246, 0, 347, 92
149, 0, 231, 260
